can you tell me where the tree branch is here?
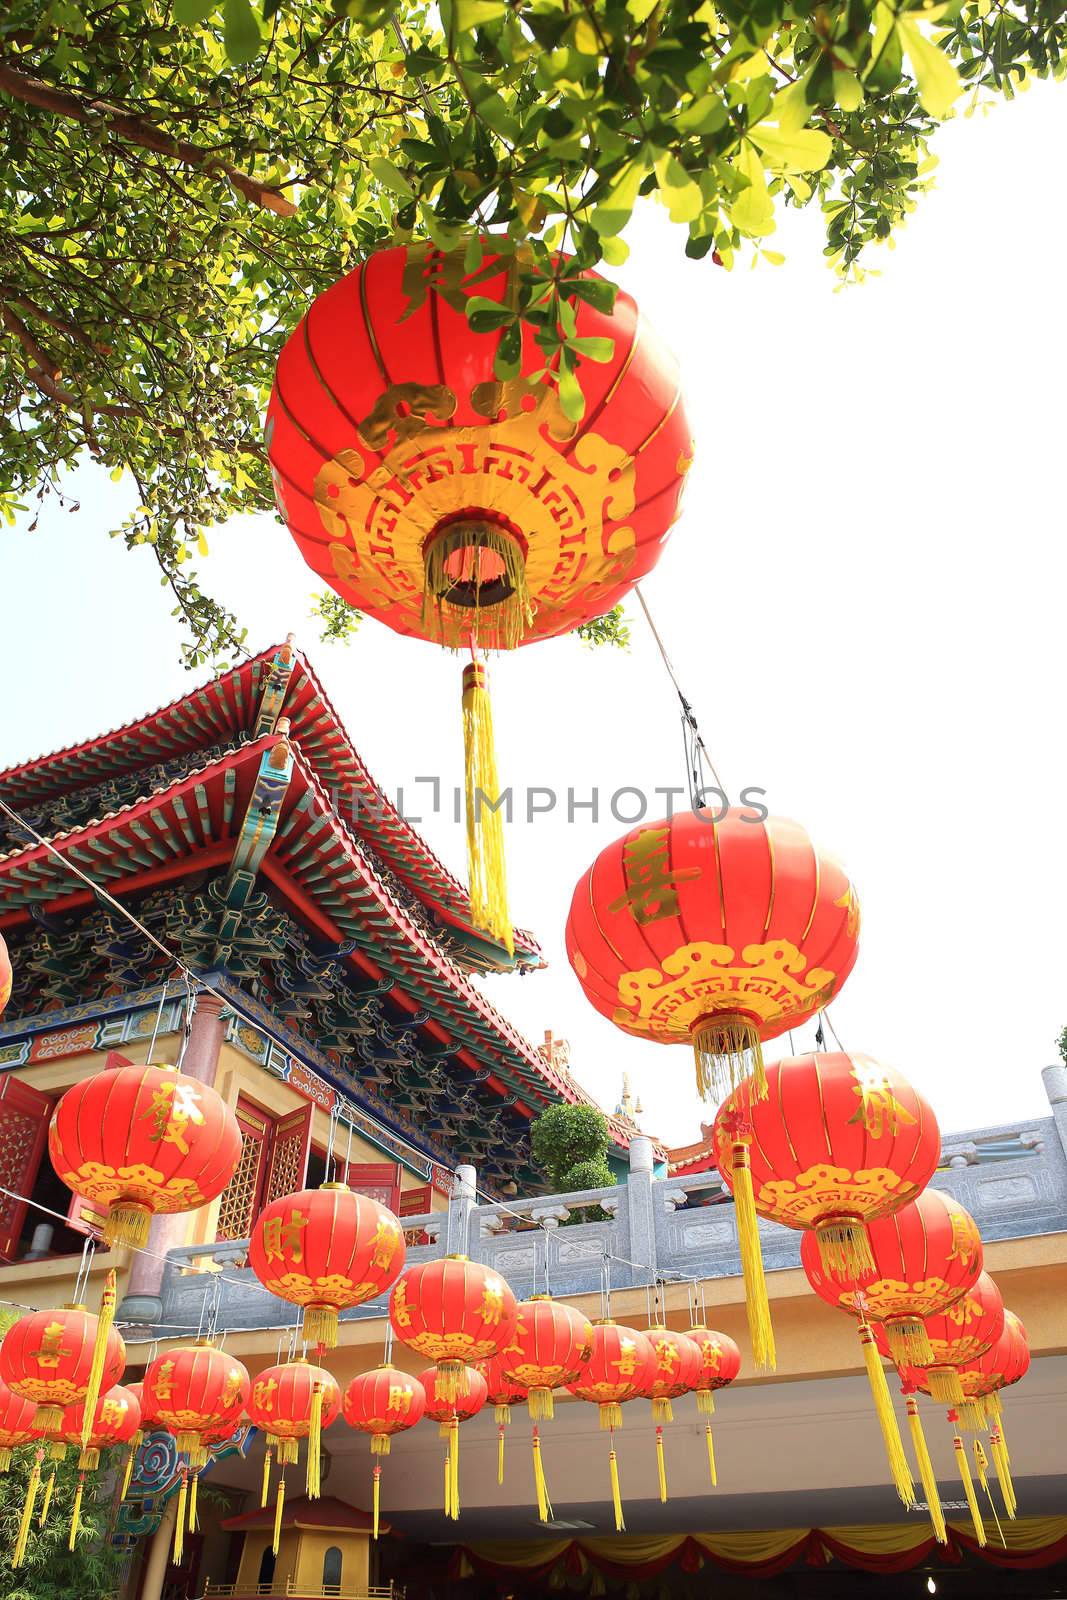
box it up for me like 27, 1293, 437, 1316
0, 59, 299, 217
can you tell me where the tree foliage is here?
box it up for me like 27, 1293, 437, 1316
531, 1101, 612, 1187
0, 1446, 124, 1600
1, 0, 1063, 662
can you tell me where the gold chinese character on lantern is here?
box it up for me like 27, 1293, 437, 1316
261, 1210, 308, 1264
387, 1386, 412, 1414
153, 1360, 176, 1401
480, 1280, 505, 1324
371, 1219, 399, 1272
607, 826, 701, 925
31, 1322, 74, 1369
848, 1058, 918, 1139
614, 1338, 638, 1377
391, 1280, 412, 1330
221, 1370, 244, 1408
140, 1079, 206, 1155
253, 1377, 278, 1413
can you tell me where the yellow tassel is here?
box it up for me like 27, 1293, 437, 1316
38, 1468, 55, 1527
261, 1446, 272, 1510
494, 1404, 511, 1427
371, 1433, 390, 1457
120, 1443, 137, 1503
498, 1424, 506, 1487
273, 1476, 285, 1557
885, 1317, 935, 1368
443, 1446, 452, 1520
81, 1268, 117, 1454
696, 1389, 715, 1418
173, 1472, 187, 1566
68, 1473, 85, 1552
13, 1449, 42, 1567
306, 1383, 324, 1500
188, 1471, 198, 1532
449, 1421, 460, 1522
906, 1397, 947, 1545
989, 1428, 1016, 1519
301, 1304, 338, 1350
973, 1438, 989, 1494
954, 1431, 986, 1547
609, 1443, 625, 1533
103, 1200, 152, 1251
599, 1401, 623, 1431
957, 1398, 988, 1431
814, 1218, 875, 1281
692, 1015, 766, 1103
435, 1360, 469, 1406
987, 1391, 1004, 1427
423, 520, 533, 652
928, 1366, 966, 1406
529, 1388, 554, 1422
372, 1464, 381, 1542
731, 1140, 776, 1371
651, 1397, 673, 1424
655, 1425, 668, 1504
0, 1447, 12, 1473
996, 1410, 1010, 1465
461, 660, 513, 956
532, 1427, 552, 1523
858, 1323, 914, 1506
705, 1423, 717, 1489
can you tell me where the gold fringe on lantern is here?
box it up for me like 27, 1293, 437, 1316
498, 1424, 506, 1487
696, 1389, 715, 1418
68, 1473, 85, 1552
372, 1463, 381, 1542
0, 1447, 12, 1473
989, 1427, 1017, 1519
532, 1427, 552, 1524
449, 1420, 460, 1521
261, 1446, 272, 1510
423, 521, 533, 652
301, 1304, 338, 1350
885, 1317, 935, 1368
306, 1382, 324, 1500
655, 1426, 668, 1505
609, 1442, 625, 1533
731, 1141, 776, 1371
905, 1397, 947, 1545
173, 1470, 187, 1566
986, 1391, 1003, 1427
705, 1423, 717, 1489
272, 1476, 285, 1558
692, 1014, 766, 1104
814, 1217, 875, 1281
953, 1431, 986, 1547
529, 1387, 554, 1423
13, 1449, 42, 1568
494, 1404, 511, 1427
38, 1468, 55, 1527
928, 1366, 966, 1406
858, 1323, 914, 1506
103, 1200, 152, 1251
599, 1401, 623, 1431
371, 1433, 390, 1457
651, 1397, 673, 1424
188, 1471, 199, 1532
437, 1421, 452, 1442
81, 1269, 117, 1453
461, 660, 513, 956
49, 1441, 67, 1463
34, 1405, 64, 1435
436, 1359, 470, 1407
957, 1399, 988, 1431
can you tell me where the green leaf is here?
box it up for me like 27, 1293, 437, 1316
730, 141, 775, 236
557, 360, 586, 422
569, 335, 615, 362
654, 152, 703, 223
222, 0, 261, 63
173, 0, 217, 22
748, 123, 833, 174
600, 235, 630, 265
454, 0, 506, 25
467, 295, 514, 332
897, 16, 963, 116
494, 321, 523, 379
590, 159, 647, 237
369, 156, 415, 198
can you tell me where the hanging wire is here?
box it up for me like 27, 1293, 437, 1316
145, 986, 168, 1065
635, 585, 727, 807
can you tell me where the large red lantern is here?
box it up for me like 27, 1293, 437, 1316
343, 1367, 426, 1540
389, 1255, 518, 1403
0, 1305, 125, 1435
143, 1342, 249, 1467
48, 1059, 243, 1250
267, 241, 692, 952
419, 1362, 487, 1523
249, 1183, 405, 1349
499, 1295, 593, 1420
567, 809, 860, 1106
801, 1189, 983, 1365
881, 1270, 1005, 1404
0, 931, 11, 1017
0, 1379, 37, 1471
567, 1322, 658, 1533
712, 1051, 939, 1371
687, 1326, 740, 1489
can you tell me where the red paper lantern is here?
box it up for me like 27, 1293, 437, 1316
0, 932, 11, 1018
802, 1189, 982, 1365
477, 1354, 529, 1423
0, 1378, 38, 1471
390, 1255, 518, 1402
567, 809, 860, 1105
48, 1059, 243, 1250
566, 1322, 658, 1430
267, 241, 691, 953
0, 1305, 125, 1433
343, 1366, 426, 1453
882, 1270, 1005, 1405
687, 1326, 741, 1415
940, 1310, 1030, 1430
248, 1361, 340, 1465
419, 1361, 487, 1524
60, 1383, 141, 1464
248, 1182, 405, 1349
143, 1342, 249, 1467
641, 1327, 702, 1424
498, 1295, 593, 1420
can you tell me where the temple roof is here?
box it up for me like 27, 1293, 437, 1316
221, 1495, 382, 1534
0, 641, 541, 974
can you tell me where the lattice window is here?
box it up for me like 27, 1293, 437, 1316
215, 1100, 270, 1243
0, 1078, 52, 1260
263, 1105, 312, 1206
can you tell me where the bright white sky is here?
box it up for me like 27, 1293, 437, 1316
3, 83, 1065, 1149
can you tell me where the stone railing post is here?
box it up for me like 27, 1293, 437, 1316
1041, 1064, 1067, 1162
623, 1135, 657, 1289
446, 1163, 478, 1257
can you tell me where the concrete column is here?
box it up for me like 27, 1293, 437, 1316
137, 1494, 178, 1600
624, 1136, 657, 1288
118, 993, 229, 1325
446, 1164, 477, 1257
1041, 1063, 1067, 1162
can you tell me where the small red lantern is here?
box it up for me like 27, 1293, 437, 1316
0, 1305, 125, 1435
267, 241, 692, 951
944, 1310, 1030, 1432
567, 809, 860, 1105
48, 1058, 243, 1250
0, 931, 11, 1017
477, 1354, 531, 1498
419, 1362, 488, 1523
343, 1367, 426, 1540
880, 1270, 1005, 1405
802, 1189, 983, 1365
499, 1295, 593, 1420
713, 1051, 939, 1370
566, 1323, 658, 1532
143, 1341, 249, 1467
687, 1326, 740, 1489
389, 1255, 518, 1403
0, 1378, 37, 1471
639, 1326, 703, 1506
57, 1384, 141, 1550
248, 1360, 339, 1502
249, 1183, 405, 1348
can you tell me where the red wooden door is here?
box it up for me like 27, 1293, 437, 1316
262, 1104, 313, 1204
398, 1183, 433, 1244
345, 1161, 402, 1209
216, 1099, 272, 1242
0, 1075, 52, 1261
